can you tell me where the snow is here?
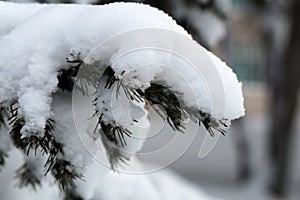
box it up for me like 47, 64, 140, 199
207, 51, 244, 119
86, 31, 244, 127
0, 148, 60, 200
0, 2, 244, 197
19, 88, 54, 136
0, 2, 188, 136
98, 168, 221, 200
97, 88, 151, 157
0, 148, 221, 200
51, 92, 96, 170
0, 1, 243, 137
0, 1, 42, 38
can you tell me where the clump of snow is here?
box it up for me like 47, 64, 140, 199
91, 41, 244, 123
206, 51, 245, 119
0, 1, 188, 137
112, 52, 162, 91
18, 88, 54, 136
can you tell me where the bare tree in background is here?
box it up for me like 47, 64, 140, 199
266, 0, 300, 196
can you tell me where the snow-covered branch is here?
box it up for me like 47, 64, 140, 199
0, 1, 244, 196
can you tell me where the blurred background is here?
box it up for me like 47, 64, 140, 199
3, 0, 300, 199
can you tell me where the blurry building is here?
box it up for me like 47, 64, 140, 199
228, 0, 267, 84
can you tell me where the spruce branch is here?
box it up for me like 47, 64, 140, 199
8, 108, 54, 155
64, 192, 84, 200
44, 139, 81, 192
95, 119, 132, 169
103, 66, 118, 89
97, 117, 132, 148
137, 83, 188, 132
0, 151, 7, 170
101, 66, 228, 137
51, 159, 82, 192
7, 103, 82, 192
0, 105, 8, 128
92, 66, 134, 167
94, 115, 132, 168
43, 132, 83, 193
57, 52, 83, 92
94, 66, 230, 168
102, 66, 188, 132
101, 132, 130, 170
74, 63, 101, 96
44, 139, 64, 174
15, 162, 41, 190
95, 66, 134, 147
198, 111, 228, 137
101, 122, 132, 147
57, 52, 101, 96
0, 104, 9, 170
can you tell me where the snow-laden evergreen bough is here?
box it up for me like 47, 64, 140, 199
0, 1, 244, 196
